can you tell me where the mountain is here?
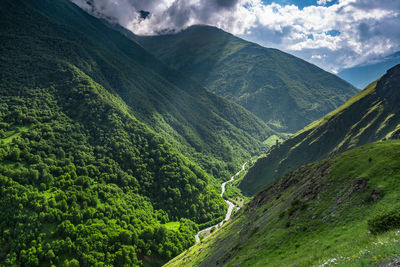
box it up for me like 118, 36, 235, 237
166, 140, 400, 266
17, 0, 275, 183
240, 64, 400, 196
0, 0, 275, 265
338, 51, 400, 89
135, 25, 358, 133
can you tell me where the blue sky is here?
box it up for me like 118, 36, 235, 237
261, 0, 339, 9
72, 0, 400, 73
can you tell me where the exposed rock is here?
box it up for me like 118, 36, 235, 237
380, 258, 400, 266
376, 64, 400, 106
367, 189, 383, 202
347, 177, 369, 197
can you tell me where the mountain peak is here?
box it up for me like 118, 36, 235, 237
136, 26, 357, 132
376, 64, 400, 104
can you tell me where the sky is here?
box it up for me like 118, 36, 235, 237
71, 0, 400, 73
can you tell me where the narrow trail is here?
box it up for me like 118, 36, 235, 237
195, 162, 248, 243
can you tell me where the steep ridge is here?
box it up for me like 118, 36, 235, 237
166, 140, 400, 266
135, 25, 358, 132
0, 0, 273, 265
240, 65, 400, 195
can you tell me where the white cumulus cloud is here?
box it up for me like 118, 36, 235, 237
70, 0, 400, 73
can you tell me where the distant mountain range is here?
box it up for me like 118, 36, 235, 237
134, 25, 357, 133
338, 52, 400, 89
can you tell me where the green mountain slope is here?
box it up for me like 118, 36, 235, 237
166, 140, 400, 266
0, 0, 273, 265
135, 25, 358, 132
16, 0, 274, 182
240, 64, 400, 195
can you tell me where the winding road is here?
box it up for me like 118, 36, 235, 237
195, 162, 248, 243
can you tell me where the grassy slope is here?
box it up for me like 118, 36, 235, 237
166, 140, 400, 266
135, 25, 357, 133
240, 64, 400, 195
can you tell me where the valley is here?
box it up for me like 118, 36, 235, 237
195, 162, 247, 243
166, 139, 400, 266
1, 0, 399, 266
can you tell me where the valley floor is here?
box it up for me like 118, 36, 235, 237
195, 162, 247, 242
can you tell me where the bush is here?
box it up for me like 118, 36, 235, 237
368, 208, 400, 234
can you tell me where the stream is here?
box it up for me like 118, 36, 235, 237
195, 162, 248, 243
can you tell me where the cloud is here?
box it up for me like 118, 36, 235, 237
317, 0, 335, 6
240, 0, 400, 72
216, 0, 240, 8
71, 0, 245, 34
70, 0, 400, 72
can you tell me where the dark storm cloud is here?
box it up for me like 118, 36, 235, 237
71, 0, 242, 33
358, 22, 371, 41
215, 0, 240, 8
139, 10, 150, 20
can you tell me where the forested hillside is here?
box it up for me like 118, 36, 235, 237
136, 25, 357, 133
0, 0, 274, 265
12, 0, 274, 183
241, 65, 400, 195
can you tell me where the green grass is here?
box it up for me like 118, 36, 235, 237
262, 134, 288, 147
163, 222, 181, 231
165, 140, 400, 266
1, 125, 30, 144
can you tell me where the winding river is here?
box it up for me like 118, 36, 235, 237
195, 162, 248, 243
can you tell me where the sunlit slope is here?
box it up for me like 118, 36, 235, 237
240, 64, 400, 195
166, 140, 400, 266
136, 25, 357, 132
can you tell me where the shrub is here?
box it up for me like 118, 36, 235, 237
368, 208, 400, 234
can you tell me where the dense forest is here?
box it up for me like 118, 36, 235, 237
0, 57, 227, 266
0, 0, 272, 265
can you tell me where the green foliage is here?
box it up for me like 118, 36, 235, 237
0, 0, 277, 265
368, 207, 400, 234
135, 25, 357, 133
